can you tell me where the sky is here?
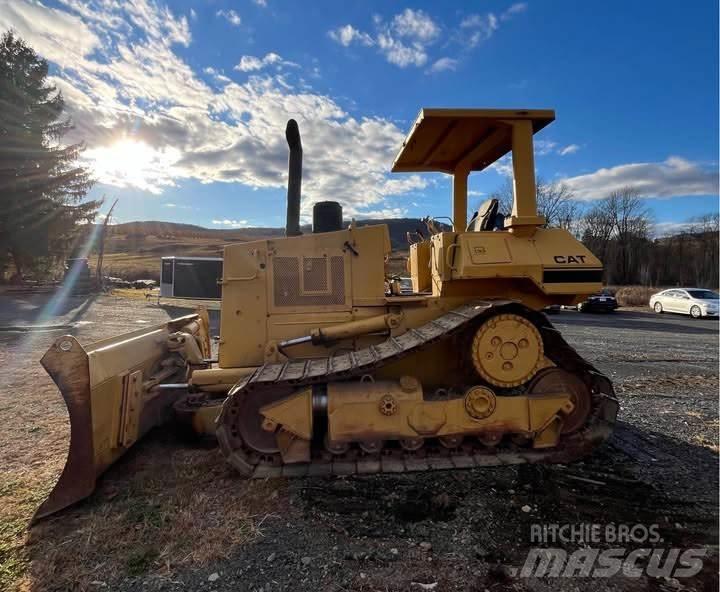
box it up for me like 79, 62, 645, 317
1, 0, 718, 233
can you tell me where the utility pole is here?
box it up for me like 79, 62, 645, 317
95, 198, 118, 289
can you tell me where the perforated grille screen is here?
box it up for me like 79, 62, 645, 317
273, 255, 345, 307
302, 257, 328, 292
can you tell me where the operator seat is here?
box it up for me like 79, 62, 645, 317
466, 198, 501, 232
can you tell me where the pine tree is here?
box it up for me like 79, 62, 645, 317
0, 30, 98, 281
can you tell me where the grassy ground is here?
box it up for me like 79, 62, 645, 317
0, 294, 273, 591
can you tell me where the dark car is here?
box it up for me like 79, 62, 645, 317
577, 290, 618, 313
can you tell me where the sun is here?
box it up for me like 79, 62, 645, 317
85, 139, 180, 193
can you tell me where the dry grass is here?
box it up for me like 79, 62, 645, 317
90, 253, 161, 282
612, 285, 661, 307
6, 440, 281, 592
0, 297, 279, 592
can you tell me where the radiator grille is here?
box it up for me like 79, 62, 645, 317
302, 257, 328, 292
273, 255, 345, 306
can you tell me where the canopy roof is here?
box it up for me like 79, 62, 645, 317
391, 108, 555, 174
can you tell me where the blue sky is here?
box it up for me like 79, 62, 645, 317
1, 0, 717, 233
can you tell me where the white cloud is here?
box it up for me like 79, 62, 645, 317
391, 9, 439, 43
562, 157, 719, 200
328, 24, 374, 47
376, 33, 427, 67
535, 140, 558, 156
253, 0, 267, 6
234, 52, 297, 72
0, 0, 101, 65
559, 144, 580, 156
0, 0, 439, 218
328, 9, 440, 69
428, 57, 458, 73
460, 3, 525, 48
127, 0, 191, 46
652, 221, 695, 237
501, 3, 528, 20
190, 8, 196, 20
212, 219, 249, 227
354, 207, 408, 219
329, 7, 524, 70
460, 13, 498, 47
216, 9, 241, 26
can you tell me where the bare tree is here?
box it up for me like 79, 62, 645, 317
686, 213, 719, 287
580, 187, 652, 284
537, 179, 581, 233
486, 176, 581, 231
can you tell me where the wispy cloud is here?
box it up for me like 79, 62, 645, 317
459, 2, 526, 48
234, 52, 298, 72
212, 219, 249, 227
501, 3, 528, 21
562, 157, 719, 200
535, 140, 558, 156
559, 144, 580, 156
427, 57, 458, 73
328, 25, 374, 47
216, 9, 241, 26
329, 5, 526, 71
328, 9, 440, 68
652, 221, 695, 237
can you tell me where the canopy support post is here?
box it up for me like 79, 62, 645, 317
452, 166, 469, 232
504, 120, 546, 236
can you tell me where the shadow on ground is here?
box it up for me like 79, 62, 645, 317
0, 293, 98, 328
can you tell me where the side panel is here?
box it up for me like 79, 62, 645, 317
349, 225, 389, 304
218, 226, 390, 366
218, 241, 268, 367
431, 229, 603, 302
410, 241, 431, 293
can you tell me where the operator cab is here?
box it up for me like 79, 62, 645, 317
466, 198, 503, 232
391, 108, 556, 295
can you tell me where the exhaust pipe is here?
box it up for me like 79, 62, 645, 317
285, 119, 302, 237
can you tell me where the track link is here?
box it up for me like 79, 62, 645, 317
215, 301, 619, 478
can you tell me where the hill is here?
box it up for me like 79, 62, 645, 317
93, 218, 435, 280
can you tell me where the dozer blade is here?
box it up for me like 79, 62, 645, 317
33, 313, 210, 522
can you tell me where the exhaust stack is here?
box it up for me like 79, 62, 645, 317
285, 119, 302, 237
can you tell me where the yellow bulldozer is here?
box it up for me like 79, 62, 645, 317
35, 108, 618, 521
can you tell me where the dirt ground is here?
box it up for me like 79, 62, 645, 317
0, 292, 717, 592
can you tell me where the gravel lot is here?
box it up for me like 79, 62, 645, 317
0, 293, 717, 592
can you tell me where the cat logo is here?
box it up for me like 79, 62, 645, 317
553, 255, 587, 264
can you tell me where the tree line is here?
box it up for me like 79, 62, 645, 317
489, 180, 719, 289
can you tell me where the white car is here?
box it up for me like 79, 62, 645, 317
649, 288, 719, 318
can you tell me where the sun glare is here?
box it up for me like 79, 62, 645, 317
86, 139, 180, 193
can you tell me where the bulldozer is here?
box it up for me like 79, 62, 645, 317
35, 109, 618, 522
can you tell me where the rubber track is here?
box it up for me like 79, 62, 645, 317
215, 300, 619, 478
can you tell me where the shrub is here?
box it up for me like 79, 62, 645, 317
613, 285, 660, 307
